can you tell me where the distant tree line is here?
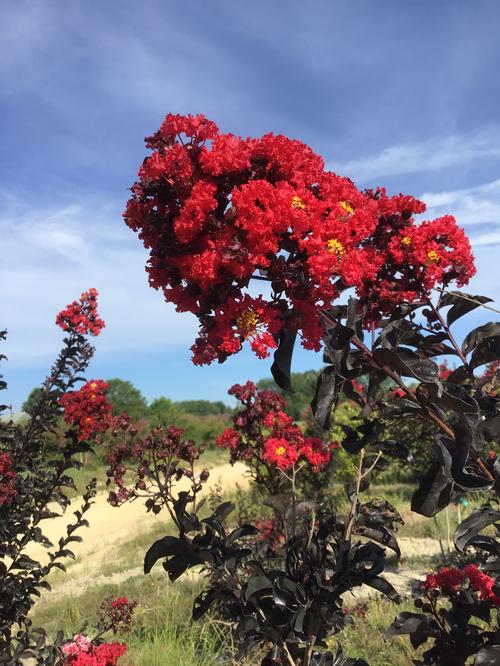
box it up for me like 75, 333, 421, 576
22, 372, 336, 447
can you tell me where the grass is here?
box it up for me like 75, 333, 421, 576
32, 573, 225, 666
33, 568, 424, 665
33, 454, 483, 664
341, 598, 423, 665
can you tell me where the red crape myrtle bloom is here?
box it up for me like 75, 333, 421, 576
62, 636, 126, 666
0, 452, 17, 507
98, 596, 137, 634
124, 113, 475, 365
421, 564, 500, 605
216, 382, 334, 475
59, 380, 113, 442
56, 288, 105, 337
263, 437, 299, 470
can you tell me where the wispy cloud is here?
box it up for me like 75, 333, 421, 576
419, 178, 500, 250
335, 131, 500, 182
0, 192, 197, 365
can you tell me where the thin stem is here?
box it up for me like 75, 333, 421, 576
344, 448, 365, 544
428, 300, 468, 367
283, 642, 298, 666
433, 515, 446, 559
306, 507, 316, 551
250, 274, 272, 282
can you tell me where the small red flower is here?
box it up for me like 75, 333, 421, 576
300, 437, 332, 470
421, 564, 500, 606
263, 437, 299, 470
99, 596, 137, 634
56, 288, 105, 337
60, 380, 113, 442
0, 452, 17, 507
63, 640, 126, 666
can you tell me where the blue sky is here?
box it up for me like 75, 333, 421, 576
1, 0, 500, 411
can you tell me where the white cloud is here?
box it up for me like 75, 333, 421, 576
421, 178, 500, 228
335, 131, 500, 182
414, 179, 500, 306
0, 193, 198, 365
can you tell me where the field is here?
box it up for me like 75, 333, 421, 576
29, 452, 481, 665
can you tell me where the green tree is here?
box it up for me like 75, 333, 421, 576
257, 369, 320, 420
175, 399, 231, 416
105, 378, 149, 419
149, 396, 181, 426
21, 387, 43, 416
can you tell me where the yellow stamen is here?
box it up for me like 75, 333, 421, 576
339, 200, 354, 215
427, 249, 439, 263
291, 196, 306, 210
327, 238, 345, 256
90, 382, 98, 389
236, 310, 259, 337
275, 446, 286, 456
401, 236, 412, 246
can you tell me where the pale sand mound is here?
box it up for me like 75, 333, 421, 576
27, 464, 445, 604
26, 462, 250, 570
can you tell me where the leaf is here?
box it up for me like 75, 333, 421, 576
11, 555, 40, 571
446, 365, 469, 384
454, 506, 500, 552
373, 348, 439, 383
475, 646, 500, 665
271, 328, 297, 392
411, 438, 453, 517
416, 382, 479, 421
462, 322, 500, 356
244, 574, 273, 603
365, 576, 401, 603
144, 536, 189, 574
163, 556, 189, 581
449, 422, 493, 493
470, 336, 500, 369
311, 366, 340, 430
439, 291, 493, 327
385, 611, 428, 637
322, 315, 358, 380
213, 501, 235, 522
354, 525, 400, 557
192, 588, 234, 621
226, 524, 260, 547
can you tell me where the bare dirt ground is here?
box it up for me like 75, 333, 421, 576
29, 462, 250, 599
30, 464, 441, 604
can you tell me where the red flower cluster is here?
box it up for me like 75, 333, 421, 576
0, 452, 17, 507
59, 380, 113, 442
438, 361, 453, 381
216, 382, 334, 473
56, 288, 105, 337
98, 596, 137, 634
255, 517, 285, 549
421, 564, 500, 605
124, 113, 475, 364
62, 635, 126, 666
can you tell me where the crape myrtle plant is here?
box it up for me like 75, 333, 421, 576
124, 113, 500, 664
0, 289, 130, 665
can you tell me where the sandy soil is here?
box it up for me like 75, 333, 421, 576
28, 464, 443, 604
27, 462, 250, 576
